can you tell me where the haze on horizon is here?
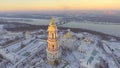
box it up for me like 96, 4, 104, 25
0, 0, 120, 11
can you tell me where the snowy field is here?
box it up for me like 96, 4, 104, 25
0, 29, 119, 68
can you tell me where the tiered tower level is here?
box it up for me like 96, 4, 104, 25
46, 18, 61, 64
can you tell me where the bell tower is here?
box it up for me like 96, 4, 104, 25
46, 18, 61, 65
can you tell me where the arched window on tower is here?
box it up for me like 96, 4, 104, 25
52, 33, 54, 39
52, 45, 54, 50
54, 33, 56, 38
50, 32, 52, 39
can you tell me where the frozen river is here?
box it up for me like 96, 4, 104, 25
60, 22, 120, 37
0, 17, 120, 37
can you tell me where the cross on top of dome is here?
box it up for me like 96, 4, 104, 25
49, 17, 56, 26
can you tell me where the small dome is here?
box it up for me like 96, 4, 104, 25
64, 29, 72, 39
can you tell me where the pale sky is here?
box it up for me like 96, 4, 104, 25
0, 0, 120, 11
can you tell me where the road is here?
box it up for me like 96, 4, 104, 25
12, 39, 46, 68
101, 41, 120, 68
2, 38, 24, 48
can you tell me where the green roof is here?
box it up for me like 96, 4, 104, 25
22, 52, 31, 56
87, 56, 94, 64
91, 49, 99, 56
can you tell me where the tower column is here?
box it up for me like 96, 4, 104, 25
46, 18, 61, 65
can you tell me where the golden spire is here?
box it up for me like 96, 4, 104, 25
49, 17, 56, 26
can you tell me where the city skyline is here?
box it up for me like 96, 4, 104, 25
0, 0, 120, 11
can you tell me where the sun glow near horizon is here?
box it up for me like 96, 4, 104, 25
0, 0, 120, 11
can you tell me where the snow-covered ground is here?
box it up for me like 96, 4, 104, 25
0, 29, 119, 68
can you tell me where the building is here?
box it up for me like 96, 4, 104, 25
59, 29, 78, 50
83, 38, 94, 45
46, 18, 61, 65
25, 31, 31, 39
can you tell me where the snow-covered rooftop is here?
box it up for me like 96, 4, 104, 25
0, 29, 119, 68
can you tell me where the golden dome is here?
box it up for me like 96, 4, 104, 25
64, 29, 72, 39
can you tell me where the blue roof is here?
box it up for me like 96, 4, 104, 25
91, 49, 99, 56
